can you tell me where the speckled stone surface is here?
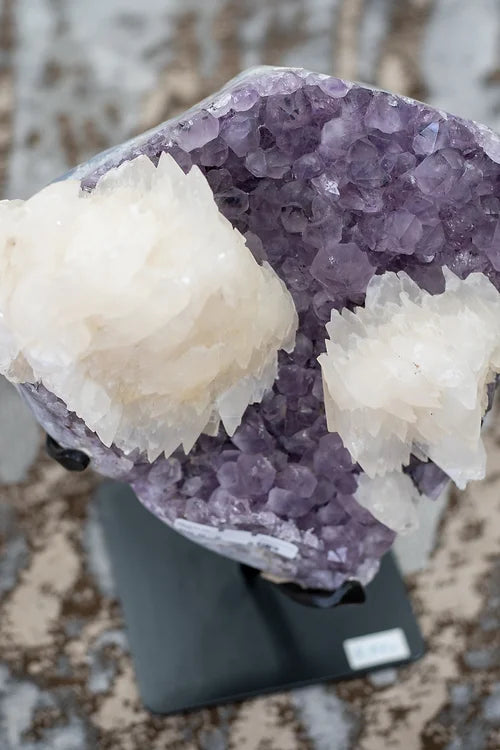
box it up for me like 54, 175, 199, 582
1, 0, 500, 747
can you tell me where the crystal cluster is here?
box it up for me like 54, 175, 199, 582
321, 269, 500, 492
354, 471, 421, 534
13, 67, 500, 590
0, 152, 296, 460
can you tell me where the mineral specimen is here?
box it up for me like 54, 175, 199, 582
321, 269, 500, 494
4, 66, 500, 590
0, 152, 297, 460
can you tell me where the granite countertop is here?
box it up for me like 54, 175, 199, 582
0, 1, 499, 748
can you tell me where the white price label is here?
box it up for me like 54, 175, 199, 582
343, 628, 411, 670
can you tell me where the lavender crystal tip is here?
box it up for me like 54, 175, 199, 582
3, 65, 500, 591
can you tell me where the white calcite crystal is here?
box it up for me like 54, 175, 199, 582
354, 471, 421, 534
320, 268, 500, 499
0, 154, 297, 460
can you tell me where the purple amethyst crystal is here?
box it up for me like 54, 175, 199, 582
19, 66, 500, 590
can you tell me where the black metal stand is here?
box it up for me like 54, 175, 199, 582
46, 434, 90, 471
240, 562, 366, 608
96, 481, 425, 714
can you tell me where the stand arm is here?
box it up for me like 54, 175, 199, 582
240, 563, 365, 609
45, 434, 90, 472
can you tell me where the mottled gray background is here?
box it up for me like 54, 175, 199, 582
0, 1, 499, 748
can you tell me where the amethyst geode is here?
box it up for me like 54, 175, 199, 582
20, 67, 500, 590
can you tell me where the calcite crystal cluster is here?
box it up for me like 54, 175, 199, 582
5, 66, 500, 591
321, 269, 500, 527
0, 153, 296, 460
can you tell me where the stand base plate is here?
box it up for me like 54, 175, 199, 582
97, 482, 424, 714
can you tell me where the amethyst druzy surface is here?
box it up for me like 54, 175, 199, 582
20, 67, 500, 591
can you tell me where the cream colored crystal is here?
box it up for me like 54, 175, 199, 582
354, 471, 421, 534
320, 268, 500, 490
0, 153, 297, 459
